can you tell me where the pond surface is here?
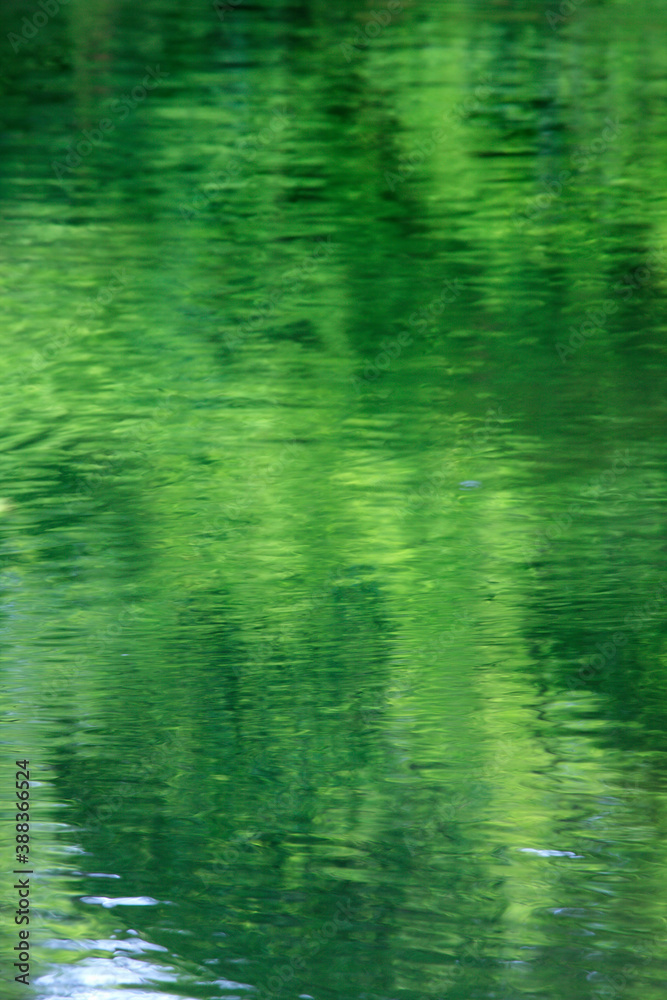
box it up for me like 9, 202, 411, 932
2, 2, 667, 999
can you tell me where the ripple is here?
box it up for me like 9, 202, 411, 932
518, 848, 584, 858
80, 896, 161, 908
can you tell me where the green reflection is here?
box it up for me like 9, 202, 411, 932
1, 2, 667, 1000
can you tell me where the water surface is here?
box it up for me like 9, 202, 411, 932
2, 2, 667, 999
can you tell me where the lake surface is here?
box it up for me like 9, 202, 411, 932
2, 1, 667, 999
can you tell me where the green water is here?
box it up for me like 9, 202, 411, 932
2, 1, 667, 998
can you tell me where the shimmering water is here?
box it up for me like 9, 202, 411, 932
2, 1, 667, 999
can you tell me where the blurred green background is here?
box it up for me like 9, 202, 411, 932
1, 1, 667, 998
